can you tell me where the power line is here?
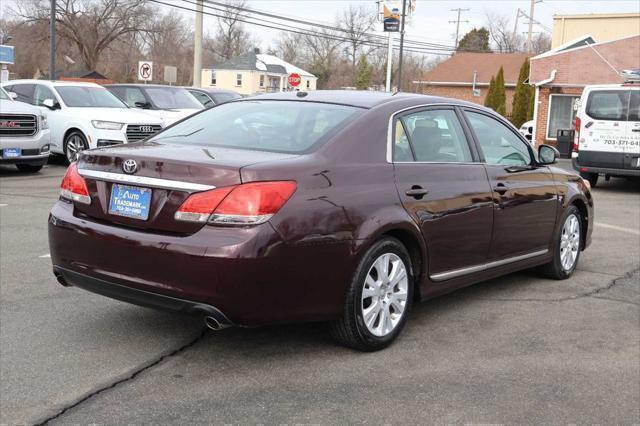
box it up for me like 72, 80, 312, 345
149, 0, 457, 56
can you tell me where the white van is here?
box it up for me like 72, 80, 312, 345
572, 84, 640, 186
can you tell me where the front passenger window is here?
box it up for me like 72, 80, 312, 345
466, 111, 531, 166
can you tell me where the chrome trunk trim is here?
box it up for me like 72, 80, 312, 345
77, 169, 216, 192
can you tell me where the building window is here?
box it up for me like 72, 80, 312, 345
306, 80, 310, 89
236, 73, 242, 86
211, 71, 216, 86
259, 75, 264, 87
546, 94, 580, 139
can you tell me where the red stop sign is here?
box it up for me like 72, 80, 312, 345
288, 73, 301, 87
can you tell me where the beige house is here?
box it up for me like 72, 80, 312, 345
552, 13, 640, 48
201, 51, 317, 95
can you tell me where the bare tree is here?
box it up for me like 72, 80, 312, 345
301, 29, 342, 88
270, 32, 300, 65
531, 32, 551, 54
14, 0, 153, 71
205, 0, 253, 61
336, 4, 376, 79
485, 12, 523, 53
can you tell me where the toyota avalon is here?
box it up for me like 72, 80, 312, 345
48, 91, 593, 351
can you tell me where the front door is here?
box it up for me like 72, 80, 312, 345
392, 107, 494, 278
463, 109, 558, 259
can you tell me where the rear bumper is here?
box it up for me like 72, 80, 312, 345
48, 200, 353, 326
54, 266, 234, 327
572, 158, 640, 177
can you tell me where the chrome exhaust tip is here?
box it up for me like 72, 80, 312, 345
204, 316, 223, 331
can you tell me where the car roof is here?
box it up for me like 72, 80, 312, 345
244, 90, 481, 109
2, 79, 101, 88
583, 84, 640, 91
105, 84, 185, 89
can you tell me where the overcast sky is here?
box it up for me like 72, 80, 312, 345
2, 0, 639, 52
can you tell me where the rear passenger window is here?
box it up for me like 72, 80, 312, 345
397, 109, 472, 163
466, 111, 531, 166
393, 120, 413, 161
586, 90, 630, 121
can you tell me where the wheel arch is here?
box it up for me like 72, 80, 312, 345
354, 218, 427, 302
570, 197, 589, 250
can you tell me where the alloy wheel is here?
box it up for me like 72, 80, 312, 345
560, 214, 580, 271
361, 253, 409, 337
66, 135, 86, 163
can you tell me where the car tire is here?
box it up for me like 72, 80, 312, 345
580, 172, 598, 188
15, 164, 43, 173
539, 205, 582, 280
330, 237, 414, 351
63, 130, 88, 164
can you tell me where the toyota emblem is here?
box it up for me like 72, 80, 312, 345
122, 159, 138, 174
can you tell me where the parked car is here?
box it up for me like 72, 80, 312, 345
184, 87, 242, 108
0, 87, 51, 172
519, 119, 534, 143
1, 80, 164, 163
49, 91, 593, 351
572, 83, 640, 186
106, 84, 203, 126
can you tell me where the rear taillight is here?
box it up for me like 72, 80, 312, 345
572, 116, 581, 153
175, 181, 297, 226
60, 163, 91, 205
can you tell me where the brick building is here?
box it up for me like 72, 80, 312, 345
413, 52, 532, 117
529, 34, 640, 146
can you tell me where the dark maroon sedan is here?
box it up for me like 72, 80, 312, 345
49, 91, 594, 351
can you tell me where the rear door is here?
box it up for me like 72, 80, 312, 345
392, 107, 494, 279
579, 89, 630, 169
626, 90, 640, 169
463, 109, 558, 259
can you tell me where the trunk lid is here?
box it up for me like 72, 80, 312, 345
74, 142, 297, 234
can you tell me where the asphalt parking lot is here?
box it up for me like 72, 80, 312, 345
1, 159, 638, 424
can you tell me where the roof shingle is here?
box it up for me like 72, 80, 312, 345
419, 52, 532, 86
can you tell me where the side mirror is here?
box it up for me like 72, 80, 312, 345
8, 91, 17, 100
42, 98, 59, 110
134, 101, 151, 109
538, 144, 559, 165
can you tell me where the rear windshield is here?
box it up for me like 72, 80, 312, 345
149, 100, 362, 153
145, 87, 202, 110
586, 90, 630, 121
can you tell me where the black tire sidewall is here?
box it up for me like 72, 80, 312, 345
553, 206, 582, 278
64, 131, 87, 163
351, 238, 414, 349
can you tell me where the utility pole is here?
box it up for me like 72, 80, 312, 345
527, 0, 535, 53
49, 0, 56, 81
385, 32, 393, 92
449, 8, 469, 49
193, 0, 203, 87
396, 0, 407, 92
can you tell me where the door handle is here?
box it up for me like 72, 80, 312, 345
632, 129, 640, 132
493, 183, 509, 195
405, 186, 429, 199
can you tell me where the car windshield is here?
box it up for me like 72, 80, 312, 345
55, 86, 127, 108
0, 88, 10, 100
149, 100, 362, 153
145, 87, 202, 110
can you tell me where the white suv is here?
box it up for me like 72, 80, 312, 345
0, 87, 51, 172
572, 83, 640, 186
1, 80, 164, 162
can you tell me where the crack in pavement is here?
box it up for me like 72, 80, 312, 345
480, 268, 640, 303
34, 328, 208, 425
